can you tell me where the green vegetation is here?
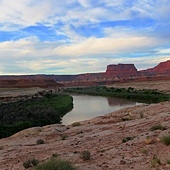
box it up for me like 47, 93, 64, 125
80, 150, 91, 161
72, 122, 81, 127
121, 116, 133, 121
36, 139, 45, 145
60, 134, 68, 140
166, 159, 170, 164
23, 158, 39, 169
141, 148, 149, 155
122, 136, 134, 143
140, 113, 144, 118
151, 155, 161, 167
150, 124, 166, 131
64, 86, 170, 103
160, 135, 170, 146
0, 94, 73, 139
33, 158, 76, 170
51, 153, 59, 158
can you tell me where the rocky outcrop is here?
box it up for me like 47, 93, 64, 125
106, 64, 137, 76
0, 100, 170, 170
0, 77, 63, 88
60, 60, 170, 86
142, 60, 170, 74
153, 60, 170, 73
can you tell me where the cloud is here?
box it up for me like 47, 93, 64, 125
0, 0, 169, 29
0, 0, 64, 30
156, 48, 170, 54
0, 32, 169, 75
78, 0, 91, 8
55, 36, 161, 56
0, 0, 170, 75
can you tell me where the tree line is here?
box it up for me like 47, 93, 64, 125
0, 94, 73, 139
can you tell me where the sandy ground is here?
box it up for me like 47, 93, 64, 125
0, 87, 42, 97
108, 80, 170, 94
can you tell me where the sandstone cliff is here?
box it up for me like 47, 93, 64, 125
142, 60, 170, 74
106, 64, 137, 76
0, 60, 169, 87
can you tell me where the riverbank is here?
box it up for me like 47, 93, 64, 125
107, 80, 170, 94
64, 85, 170, 103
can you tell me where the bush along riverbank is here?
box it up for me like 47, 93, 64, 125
0, 94, 73, 139
64, 86, 170, 103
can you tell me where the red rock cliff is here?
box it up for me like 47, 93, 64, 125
152, 60, 170, 73
106, 64, 137, 76
141, 60, 170, 74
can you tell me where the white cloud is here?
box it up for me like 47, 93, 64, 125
0, 33, 169, 75
156, 48, 170, 54
0, 0, 64, 30
78, 0, 91, 8
58, 25, 85, 43
0, 0, 169, 31
54, 36, 161, 56
104, 0, 126, 7
0, 0, 170, 74
0, 0, 168, 33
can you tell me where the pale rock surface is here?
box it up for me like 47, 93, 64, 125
0, 100, 170, 170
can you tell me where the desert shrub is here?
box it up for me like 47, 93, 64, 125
77, 131, 83, 134
141, 149, 149, 155
122, 136, 134, 143
36, 139, 45, 145
33, 158, 76, 170
150, 124, 166, 131
151, 155, 161, 167
160, 135, 170, 146
80, 150, 91, 161
166, 159, 170, 164
72, 122, 81, 127
61, 135, 68, 140
140, 113, 144, 118
128, 87, 134, 92
51, 153, 59, 158
121, 115, 133, 121
0, 146, 3, 150
23, 159, 32, 169
23, 158, 39, 169
31, 159, 40, 166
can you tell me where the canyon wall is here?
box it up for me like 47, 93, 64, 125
141, 60, 170, 74
0, 60, 169, 87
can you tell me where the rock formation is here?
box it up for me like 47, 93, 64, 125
0, 76, 63, 88
143, 60, 170, 74
106, 64, 137, 76
0, 60, 169, 87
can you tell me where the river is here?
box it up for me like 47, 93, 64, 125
62, 95, 142, 125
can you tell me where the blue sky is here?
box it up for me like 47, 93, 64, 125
0, 0, 170, 75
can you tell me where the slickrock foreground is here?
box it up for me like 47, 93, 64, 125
0, 100, 170, 170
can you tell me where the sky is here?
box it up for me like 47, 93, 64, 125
0, 0, 170, 75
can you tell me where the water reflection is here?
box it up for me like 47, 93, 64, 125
107, 97, 136, 106
62, 95, 141, 125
